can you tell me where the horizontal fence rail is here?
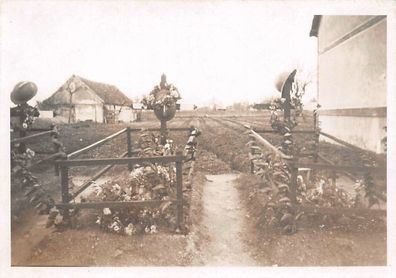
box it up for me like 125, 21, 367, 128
57, 199, 178, 209
248, 129, 293, 160
25, 127, 54, 132
246, 125, 387, 211
67, 128, 127, 158
296, 162, 386, 173
11, 127, 66, 171
54, 124, 192, 233
57, 153, 185, 231
129, 127, 190, 132
57, 155, 185, 167
319, 131, 376, 155
300, 205, 386, 217
317, 153, 387, 201
254, 129, 316, 134
70, 151, 129, 200
11, 129, 55, 144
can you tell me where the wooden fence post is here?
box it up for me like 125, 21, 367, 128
289, 158, 298, 204
60, 164, 70, 221
126, 127, 133, 171
331, 170, 337, 187
55, 164, 60, 176
160, 120, 167, 145
313, 109, 319, 163
175, 151, 183, 232
250, 147, 255, 174
314, 131, 320, 163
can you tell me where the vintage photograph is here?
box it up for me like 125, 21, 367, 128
1, 0, 394, 275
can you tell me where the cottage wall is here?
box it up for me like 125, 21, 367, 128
45, 75, 134, 124
54, 107, 72, 121
317, 15, 387, 153
118, 107, 137, 122
38, 110, 53, 118
74, 104, 104, 123
50, 86, 105, 123
104, 104, 136, 123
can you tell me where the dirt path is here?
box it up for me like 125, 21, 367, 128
198, 174, 256, 266
11, 212, 50, 265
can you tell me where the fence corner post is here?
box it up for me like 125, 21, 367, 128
55, 162, 60, 176
175, 150, 183, 232
126, 127, 133, 171
290, 157, 298, 204
313, 109, 320, 163
60, 161, 70, 222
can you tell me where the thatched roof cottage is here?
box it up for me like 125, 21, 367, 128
41, 75, 136, 123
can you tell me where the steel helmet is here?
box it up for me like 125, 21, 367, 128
11, 81, 38, 105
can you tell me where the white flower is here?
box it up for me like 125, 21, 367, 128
125, 223, 135, 236
103, 208, 111, 215
150, 225, 157, 234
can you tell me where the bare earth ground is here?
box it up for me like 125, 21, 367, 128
198, 174, 256, 266
236, 174, 386, 266
10, 113, 387, 266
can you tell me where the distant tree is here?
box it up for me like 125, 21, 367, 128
253, 95, 278, 110
36, 99, 53, 111
261, 95, 278, 104
253, 103, 271, 110
230, 101, 249, 112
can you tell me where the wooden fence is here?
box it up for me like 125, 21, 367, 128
54, 126, 191, 231
246, 126, 386, 215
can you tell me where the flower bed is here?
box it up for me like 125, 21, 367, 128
52, 128, 201, 236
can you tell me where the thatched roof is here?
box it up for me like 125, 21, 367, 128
78, 76, 133, 106
43, 75, 132, 106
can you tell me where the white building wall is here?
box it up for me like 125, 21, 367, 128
104, 105, 136, 122
318, 19, 386, 109
318, 16, 374, 52
118, 107, 137, 122
74, 104, 103, 122
317, 16, 387, 153
38, 110, 53, 118
319, 115, 386, 153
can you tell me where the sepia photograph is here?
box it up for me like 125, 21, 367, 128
1, 0, 395, 277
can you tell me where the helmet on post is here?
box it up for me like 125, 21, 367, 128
11, 81, 38, 105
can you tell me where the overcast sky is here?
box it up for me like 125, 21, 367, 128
0, 0, 318, 108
